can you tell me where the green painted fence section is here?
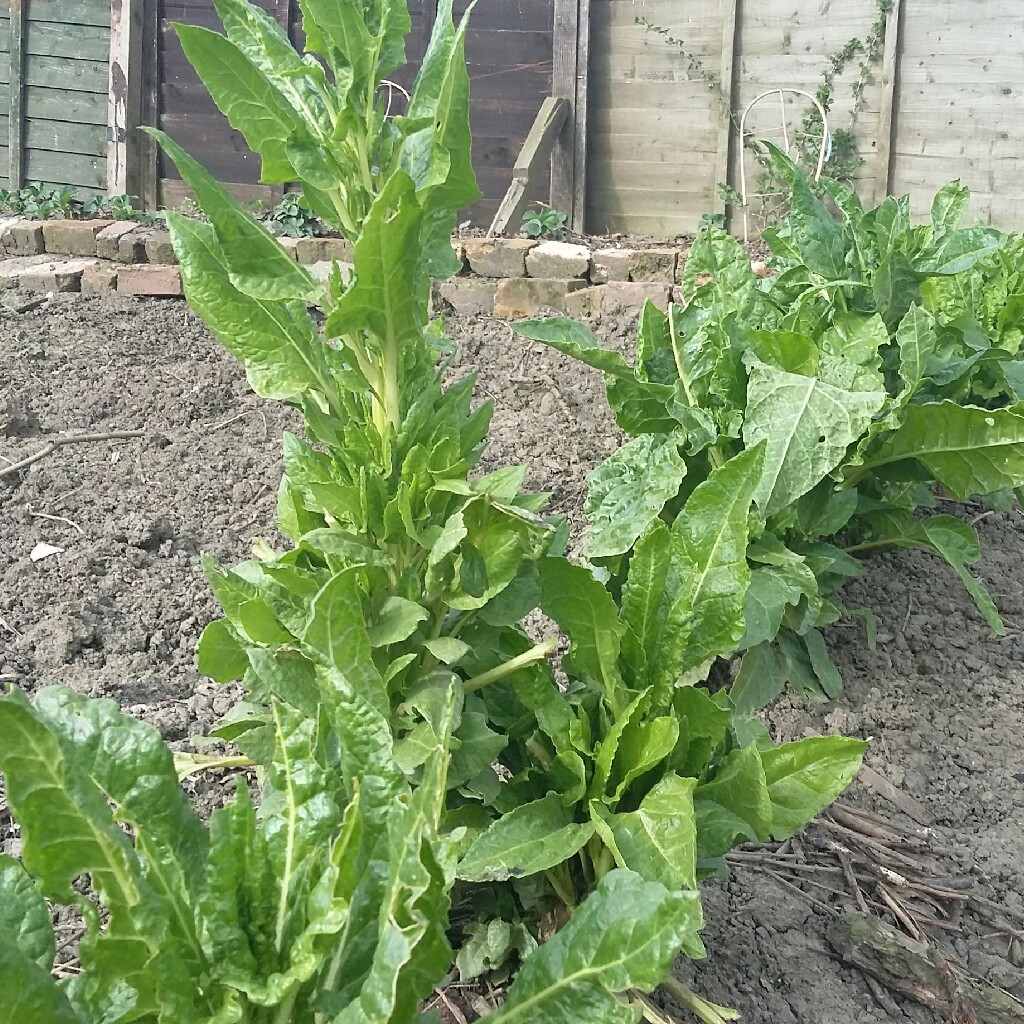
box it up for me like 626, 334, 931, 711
3, 0, 109, 193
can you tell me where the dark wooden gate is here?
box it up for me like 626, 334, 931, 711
156, 0, 553, 226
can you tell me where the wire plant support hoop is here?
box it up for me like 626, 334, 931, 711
739, 88, 831, 243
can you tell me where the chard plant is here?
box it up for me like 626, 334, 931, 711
517, 146, 1024, 711
0, 6, 869, 1023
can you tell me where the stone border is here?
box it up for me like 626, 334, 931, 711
1, 217, 767, 312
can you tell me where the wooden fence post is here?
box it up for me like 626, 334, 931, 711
8, 0, 25, 189
550, 0, 589, 233
872, 0, 903, 205
108, 0, 144, 198
714, 0, 739, 218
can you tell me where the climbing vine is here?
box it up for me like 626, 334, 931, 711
636, 0, 892, 227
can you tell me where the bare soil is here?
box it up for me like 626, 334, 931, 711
1, 295, 1022, 1022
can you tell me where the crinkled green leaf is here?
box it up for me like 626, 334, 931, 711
168, 26, 305, 182
857, 401, 1024, 498
0, 932, 80, 1024
540, 556, 625, 699
457, 794, 595, 883
162, 214, 330, 403
620, 519, 671, 677
0, 855, 54, 970
761, 736, 868, 839
367, 596, 429, 646
153, 130, 318, 301
584, 433, 686, 558
694, 745, 772, 859
653, 444, 765, 690
599, 775, 698, 891
487, 870, 704, 1024
743, 353, 886, 516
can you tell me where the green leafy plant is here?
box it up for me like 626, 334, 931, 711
0, 683, 706, 1024
521, 204, 567, 239
516, 146, 1024, 711
262, 193, 327, 237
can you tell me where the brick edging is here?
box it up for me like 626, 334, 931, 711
0, 216, 770, 311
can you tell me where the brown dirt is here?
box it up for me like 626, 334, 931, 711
2, 295, 1023, 1022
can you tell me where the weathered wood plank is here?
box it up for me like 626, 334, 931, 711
25, 148, 105, 188
140, 0, 159, 208
160, 175, 275, 209
26, 55, 108, 93
549, 0, 577, 216
25, 20, 108, 60
0, 145, 10, 188
8, 0, 26, 188
26, 117, 105, 156
109, 0, 144, 196
490, 96, 568, 235
571, 0, 589, 231
871, 0, 901, 204
713, 0, 737, 215
26, 85, 107, 124
26, 0, 110, 28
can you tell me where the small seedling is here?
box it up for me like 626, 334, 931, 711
521, 204, 567, 239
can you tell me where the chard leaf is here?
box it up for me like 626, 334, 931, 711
820, 312, 888, 369
761, 736, 868, 839
895, 304, 938, 398
540, 557, 626, 700
694, 745, 772, 860
325, 171, 427, 356
513, 318, 635, 378
367, 596, 429, 646
170, 26, 305, 182
653, 444, 765, 691
153, 131, 317, 301
584, 433, 686, 558
679, 227, 756, 315
163, 214, 330, 403
858, 401, 1024, 498
740, 562, 814, 651
198, 618, 250, 682
488, 870, 704, 1024
620, 520, 671, 674
0, 931, 79, 1024
609, 715, 680, 802
743, 353, 887, 516
598, 775, 698, 891
731, 642, 789, 716
297, 0, 374, 84
743, 329, 819, 376
930, 180, 969, 238
303, 570, 387, 717
0, 856, 54, 970
670, 685, 732, 780
763, 143, 846, 279
457, 794, 595, 882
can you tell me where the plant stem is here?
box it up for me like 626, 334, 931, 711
544, 863, 576, 909
463, 638, 558, 693
272, 986, 299, 1024
660, 976, 740, 1024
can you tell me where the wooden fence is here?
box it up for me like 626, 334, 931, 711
2, 0, 113, 193
588, 0, 1024, 235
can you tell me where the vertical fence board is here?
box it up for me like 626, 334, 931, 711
108, 0, 144, 195
8, 0, 25, 188
871, 0, 902, 205
714, 0, 738, 216
550, 0, 578, 219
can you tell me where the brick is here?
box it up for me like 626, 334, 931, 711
464, 237, 536, 278
118, 230, 151, 263
0, 254, 55, 286
493, 278, 586, 318
1, 220, 44, 256
41, 219, 113, 256
277, 236, 300, 260
117, 264, 183, 296
96, 221, 140, 260
82, 264, 119, 294
590, 248, 631, 284
19, 258, 99, 293
628, 247, 679, 283
451, 240, 466, 268
295, 237, 327, 264
525, 240, 591, 279
434, 278, 497, 316
145, 231, 176, 264
602, 281, 672, 314
563, 286, 605, 318
320, 237, 353, 264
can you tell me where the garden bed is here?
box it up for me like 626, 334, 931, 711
1, 295, 1023, 1022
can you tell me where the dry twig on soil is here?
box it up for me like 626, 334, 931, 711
0, 431, 145, 479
